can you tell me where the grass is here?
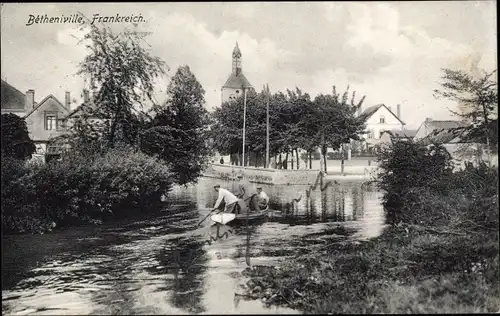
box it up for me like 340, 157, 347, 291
242, 224, 499, 313
241, 157, 499, 313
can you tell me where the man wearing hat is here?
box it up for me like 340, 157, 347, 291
256, 186, 269, 210
235, 174, 260, 212
212, 184, 239, 214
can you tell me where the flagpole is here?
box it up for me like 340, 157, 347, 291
242, 87, 247, 168
266, 84, 270, 169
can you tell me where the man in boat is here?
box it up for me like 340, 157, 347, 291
213, 184, 240, 214
235, 174, 260, 212
256, 186, 269, 210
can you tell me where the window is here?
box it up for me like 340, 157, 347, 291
45, 115, 56, 130
236, 90, 240, 94
380, 115, 385, 124
367, 131, 372, 139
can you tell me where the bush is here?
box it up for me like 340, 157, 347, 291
376, 140, 455, 224
1, 148, 173, 234
1, 156, 49, 233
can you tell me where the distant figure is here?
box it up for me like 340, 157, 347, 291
220, 157, 224, 164
213, 184, 239, 214
256, 186, 269, 210
277, 160, 283, 169
236, 174, 259, 212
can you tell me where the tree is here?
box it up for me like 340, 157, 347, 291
311, 86, 366, 174
1, 113, 36, 160
211, 88, 270, 167
434, 68, 498, 163
140, 65, 212, 185
76, 24, 168, 149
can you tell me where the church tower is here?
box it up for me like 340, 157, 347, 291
221, 42, 253, 104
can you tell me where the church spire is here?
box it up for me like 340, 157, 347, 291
232, 42, 242, 75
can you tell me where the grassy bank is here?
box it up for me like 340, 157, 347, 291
242, 141, 499, 313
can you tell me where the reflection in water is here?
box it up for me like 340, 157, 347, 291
2, 177, 384, 315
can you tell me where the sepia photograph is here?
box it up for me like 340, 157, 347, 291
1, 1, 498, 314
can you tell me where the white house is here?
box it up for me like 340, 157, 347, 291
356, 103, 406, 150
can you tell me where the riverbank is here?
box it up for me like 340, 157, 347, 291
241, 145, 499, 313
241, 222, 499, 313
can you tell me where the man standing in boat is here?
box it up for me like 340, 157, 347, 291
235, 174, 260, 212
213, 184, 240, 214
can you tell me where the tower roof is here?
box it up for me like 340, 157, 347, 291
222, 72, 253, 89
232, 42, 242, 58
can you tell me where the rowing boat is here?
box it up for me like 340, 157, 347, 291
232, 205, 269, 223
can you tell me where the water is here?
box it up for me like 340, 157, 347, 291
2, 177, 386, 315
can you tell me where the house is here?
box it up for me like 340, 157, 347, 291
1, 79, 75, 158
1, 79, 27, 117
414, 118, 468, 141
355, 103, 406, 152
60, 89, 100, 130
379, 128, 418, 144
23, 91, 72, 156
414, 118, 490, 168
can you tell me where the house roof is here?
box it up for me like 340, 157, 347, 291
24, 94, 69, 119
1, 79, 26, 110
418, 120, 469, 145
358, 103, 405, 125
382, 129, 418, 138
222, 72, 253, 89
424, 120, 468, 130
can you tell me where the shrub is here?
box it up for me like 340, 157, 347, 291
1, 156, 49, 233
376, 140, 455, 224
1, 148, 173, 234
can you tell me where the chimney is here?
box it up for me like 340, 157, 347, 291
425, 117, 432, 122
25, 89, 35, 110
397, 104, 401, 119
65, 91, 71, 109
83, 89, 89, 104
388, 106, 392, 112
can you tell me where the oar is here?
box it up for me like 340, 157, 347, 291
198, 208, 219, 226
197, 194, 258, 226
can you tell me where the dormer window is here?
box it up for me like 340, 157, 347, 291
380, 115, 385, 124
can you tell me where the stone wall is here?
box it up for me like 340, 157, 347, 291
203, 164, 321, 185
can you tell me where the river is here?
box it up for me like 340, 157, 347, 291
2, 177, 386, 315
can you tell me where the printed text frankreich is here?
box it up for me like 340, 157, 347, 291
26, 13, 145, 26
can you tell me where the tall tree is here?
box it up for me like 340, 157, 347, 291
76, 24, 168, 148
434, 68, 498, 163
140, 65, 212, 185
1, 113, 36, 160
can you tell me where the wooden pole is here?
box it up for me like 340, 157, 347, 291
242, 87, 247, 168
266, 84, 270, 169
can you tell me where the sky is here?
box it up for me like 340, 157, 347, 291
1, 2, 497, 129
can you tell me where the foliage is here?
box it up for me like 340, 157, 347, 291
75, 23, 168, 148
1, 148, 173, 234
210, 85, 366, 170
375, 139, 455, 223
1, 113, 36, 161
434, 68, 498, 151
140, 65, 212, 185
242, 158, 499, 314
